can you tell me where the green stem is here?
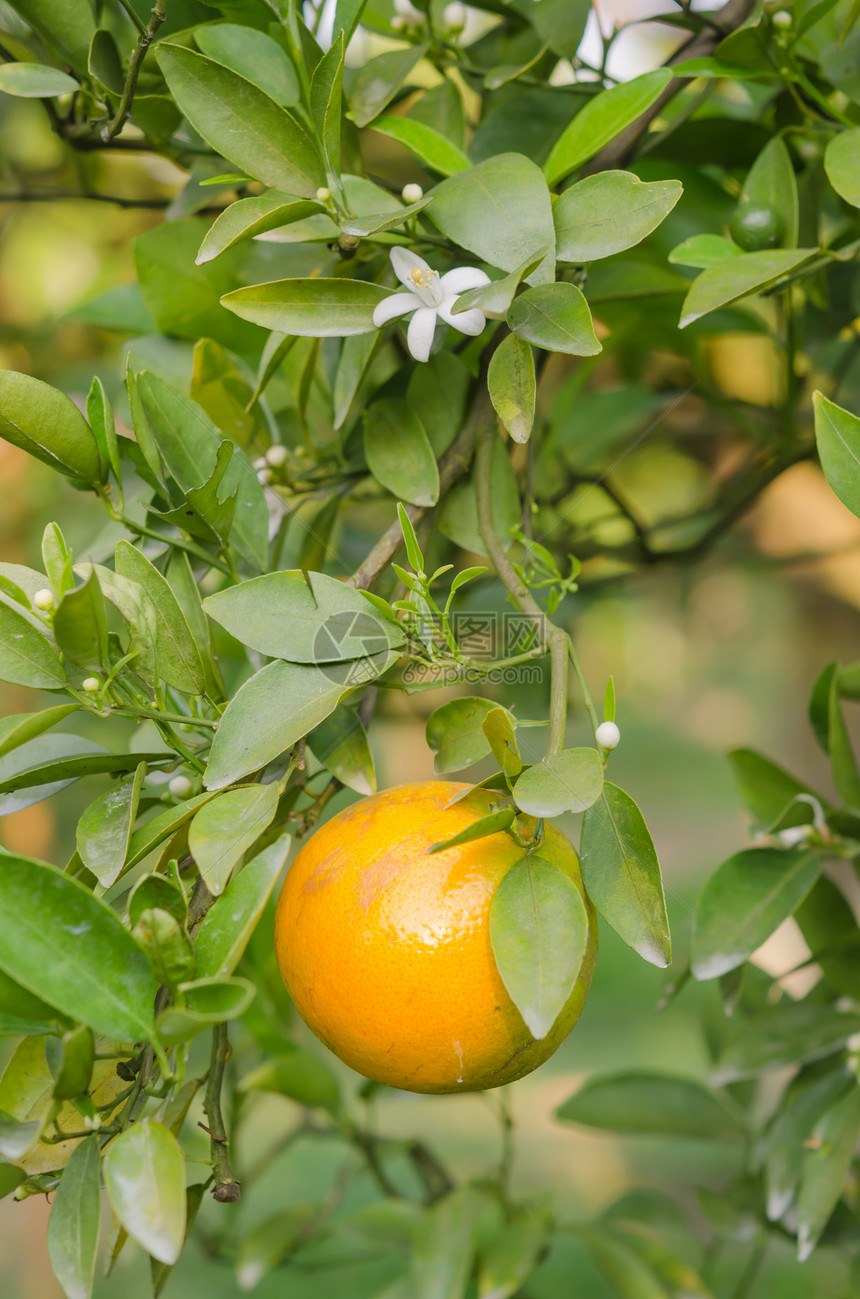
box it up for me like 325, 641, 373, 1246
103, 0, 168, 142
567, 641, 600, 733
113, 705, 217, 729
203, 1023, 240, 1202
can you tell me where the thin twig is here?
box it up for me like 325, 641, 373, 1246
103, 0, 168, 143
203, 1024, 240, 1202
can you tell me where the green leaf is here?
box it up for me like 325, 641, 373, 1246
335, 0, 369, 44
86, 377, 120, 490
42, 521, 74, 596
137, 372, 268, 571
363, 396, 439, 507
340, 195, 433, 238
426, 697, 496, 773
4, 0, 93, 72
452, 250, 548, 321
410, 1186, 485, 1299
194, 23, 300, 106
203, 569, 403, 661
239, 1049, 341, 1112
679, 248, 817, 327
0, 1163, 25, 1199
490, 854, 589, 1039
0, 735, 109, 817
0, 596, 64, 688
507, 282, 601, 355
514, 748, 603, 817
131, 908, 195, 991
429, 153, 556, 284
157, 44, 323, 197
0, 855, 158, 1042
481, 707, 522, 778
0, 971, 66, 1038
813, 391, 860, 519
741, 136, 798, 248
827, 665, 860, 806
75, 764, 146, 891
580, 784, 671, 967
557, 1070, 740, 1139
728, 748, 815, 827
156, 976, 255, 1045
0, 1111, 41, 1162
196, 193, 324, 265
544, 70, 673, 186
129, 875, 186, 930
188, 782, 279, 896
0, 62, 78, 97
692, 848, 821, 981
668, 233, 741, 269
713, 1003, 860, 1082
430, 808, 516, 854
222, 276, 389, 336
307, 705, 376, 795
350, 43, 428, 128
0, 706, 77, 761
88, 27, 123, 97
204, 655, 392, 789
310, 33, 345, 186
478, 1206, 550, 1299
194, 834, 291, 978
115, 542, 205, 695
438, 434, 520, 557
125, 793, 215, 871
370, 115, 469, 176
531, 0, 591, 57
554, 170, 682, 263
580, 1226, 670, 1299
797, 1085, 860, 1261
154, 440, 238, 551
763, 1069, 853, 1222
103, 1120, 186, 1266
487, 333, 535, 443
53, 571, 108, 672
825, 129, 860, 208
50, 1024, 94, 1101
795, 877, 860, 999
0, 371, 101, 484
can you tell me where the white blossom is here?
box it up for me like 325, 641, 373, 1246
33, 587, 54, 610
595, 720, 620, 750
372, 245, 489, 363
401, 182, 424, 203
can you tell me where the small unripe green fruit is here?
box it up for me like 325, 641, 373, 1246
730, 201, 783, 251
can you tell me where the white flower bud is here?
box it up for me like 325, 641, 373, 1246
266, 444, 289, 467
315, 186, 331, 202
443, 1, 466, 27
258, 466, 275, 485
391, 14, 406, 28
401, 183, 424, 204
772, 9, 792, 26
595, 720, 620, 750
33, 588, 54, 610
253, 455, 267, 470
169, 774, 193, 798
394, 0, 424, 20
82, 677, 100, 694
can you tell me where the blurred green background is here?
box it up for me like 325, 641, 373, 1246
2, 1, 860, 1295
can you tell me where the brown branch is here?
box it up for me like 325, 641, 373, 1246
583, 0, 756, 175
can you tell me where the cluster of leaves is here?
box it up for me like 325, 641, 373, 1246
2, 0, 860, 1295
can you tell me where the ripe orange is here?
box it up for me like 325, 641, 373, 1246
274, 781, 598, 1094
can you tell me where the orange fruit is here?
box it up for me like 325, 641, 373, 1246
274, 781, 598, 1094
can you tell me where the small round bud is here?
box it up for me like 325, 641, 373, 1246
315, 186, 331, 203
169, 774, 193, 799
595, 720, 620, 750
33, 588, 54, 611
82, 677, 100, 694
266, 444, 289, 467
258, 466, 275, 485
391, 14, 406, 28
772, 9, 792, 27
443, 1, 466, 27
253, 455, 267, 470
394, 0, 423, 18
401, 182, 424, 204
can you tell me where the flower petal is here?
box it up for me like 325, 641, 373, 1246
439, 266, 491, 294
390, 245, 434, 290
372, 292, 421, 327
407, 307, 438, 362
439, 299, 486, 336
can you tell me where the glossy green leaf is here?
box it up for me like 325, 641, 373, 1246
728, 748, 816, 826
76, 764, 146, 891
88, 27, 123, 97
668, 233, 741, 269
150, 1182, 206, 1299
0, 1111, 41, 1162
240, 1049, 341, 1111
350, 43, 428, 128
125, 793, 215, 871
429, 153, 555, 284
194, 834, 291, 978
310, 33, 345, 186
194, 23, 300, 106
53, 571, 108, 672
0, 1162, 24, 1199
554, 171, 682, 263
42, 521, 74, 596
129, 874, 186, 929
452, 250, 548, 321
813, 391, 860, 520
680, 248, 816, 327
713, 1004, 860, 1083
363, 396, 439, 507
0, 967, 69, 1036
204, 654, 392, 789
370, 115, 469, 176
154, 440, 237, 551
797, 1084, 860, 1261
4, 0, 93, 72
741, 136, 798, 247
531, 0, 591, 57
481, 707, 522, 778
49, 1025, 94, 1102
795, 877, 860, 998
0, 855, 157, 1042
487, 333, 535, 443
189, 782, 279, 896
0, 371, 101, 483
438, 433, 520, 557
763, 1069, 853, 1222
514, 748, 603, 816
103, 1120, 186, 1266
580, 1226, 669, 1299
478, 1205, 550, 1299
508, 282, 601, 355
222, 276, 389, 336
692, 848, 820, 981
131, 906, 195, 990
430, 808, 516, 854
0, 62, 78, 97
824, 129, 860, 208
235, 1206, 318, 1291
0, 744, 163, 795
544, 70, 672, 185
340, 196, 432, 238
307, 706, 376, 795
827, 665, 860, 806
426, 697, 496, 773
579, 784, 671, 967
114, 542, 205, 695
0, 597, 64, 688
196, 193, 323, 265
410, 1185, 485, 1299
490, 855, 589, 1039
158, 44, 323, 197
85, 376, 120, 489
556, 1071, 740, 1139
156, 975, 255, 1044
203, 569, 402, 662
